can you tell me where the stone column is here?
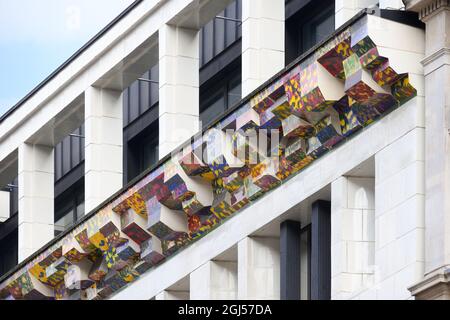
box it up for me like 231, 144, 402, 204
18, 143, 54, 262
405, 0, 450, 300
190, 260, 237, 300
84, 86, 123, 213
238, 236, 280, 299
158, 24, 200, 159
241, 0, 285, 96
331, 177, 375, 300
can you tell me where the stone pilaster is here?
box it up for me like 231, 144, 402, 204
241, 0, 285, 96
405, 0, 450, 299
158, 24, 200, 159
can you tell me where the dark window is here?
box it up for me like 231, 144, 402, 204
123, 64, 159, 127
123, 89, 129, 124
126, 121, 159, 182
201, 88, 227, 127
129, 81, 140, 123
71, 128, 81, 165
227, 72, 242, 107
301, 6, 335, 52
62, 137, 71, 176
285, 0, 335, 65
80, 125, 85, 161
202, 20, 215, 64
0, 226, 17, 277
55, 143, 62, 179
123, 63, 160, 182
200, 59, 241, 128
54, 125, 85, 181
139, 71, 151, 114
214, 13, 226, 55
54, 178, 84, 236
0, 178, 18, 277
150, 66, 159, 106
200, 0, 242, 66
7, 177, 18, 217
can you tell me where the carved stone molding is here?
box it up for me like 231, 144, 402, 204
405, 0, 450, 20
409, 267, 450, 300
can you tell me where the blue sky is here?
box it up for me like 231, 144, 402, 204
0, 0, 134, 116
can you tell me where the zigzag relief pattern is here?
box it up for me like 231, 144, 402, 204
0, 22, 416, 300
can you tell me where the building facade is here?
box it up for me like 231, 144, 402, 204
0, 0, 447, 300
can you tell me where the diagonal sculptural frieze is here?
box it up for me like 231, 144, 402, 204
0, 14, 418, 300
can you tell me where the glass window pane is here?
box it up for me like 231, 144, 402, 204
123, 87, 129, 125
129, 80, 140, 122
150, 65, 159, 106
300, 3, 335, 54
227, 74, 242, 108
71, 129, 80, 167
55, 208, 75, 233
314, 13, 334, 44
80, 124, 85, 161
62, 136, 71, 175
214, 10, 225, 56
199, 27, 204, 65
142, 132, 159, 170
76, 202, 85, 221
55, 143, 62, 180
201, 93, 226, 127
237, 0, 242, 38
10, 177, 18, 215
225, 3, 237, 46
140, 78, 150, 113
202, 20, 214, 65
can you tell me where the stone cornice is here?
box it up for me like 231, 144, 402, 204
405, 0, 450, 21
409, 266, 450, 299
422, 47, 450, 65
421, 47, 450, 75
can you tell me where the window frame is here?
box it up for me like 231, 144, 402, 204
285, 0, 335, 65
54, 178, 85, 236
199, 58, 242, 129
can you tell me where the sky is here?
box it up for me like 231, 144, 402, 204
0, 0, 135, 116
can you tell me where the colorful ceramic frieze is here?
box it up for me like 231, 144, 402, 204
0, 16, 418, 300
